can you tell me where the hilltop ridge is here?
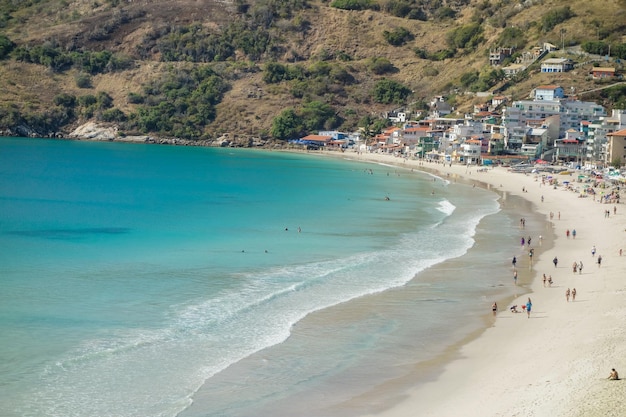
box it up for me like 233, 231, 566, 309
0, 0, 625, 142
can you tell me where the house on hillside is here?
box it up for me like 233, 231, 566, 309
540, 58, 573, 73
491, 96, 508, 109
533, 85, 565, 101
590, 67, 616, 79
386, 110, 408, 123
489, 47, 514, 66
502, 63, 525, 77
543, 43, 558, 52
431, 101, 452, 118
474, 103, 489, 114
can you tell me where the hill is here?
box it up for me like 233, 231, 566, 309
0, 0, 625, 143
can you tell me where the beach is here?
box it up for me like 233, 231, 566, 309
332, 151, 625, 417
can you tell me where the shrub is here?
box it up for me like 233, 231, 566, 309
330, 0, 372, 11
0, 34, 15, 59
75, 73, 92, 88
127, 92, 145, 104
541, 6, 574, 32
383, 27, 413, 46
447, 23, 483, 50
367, 57, 396, 75
100, 108, 127, 122
53, 93, 77, 108
372, 79, 412, 104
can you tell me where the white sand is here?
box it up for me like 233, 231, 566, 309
320, 151, 625, 417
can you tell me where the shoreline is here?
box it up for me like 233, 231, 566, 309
6, 136, 623, 415
317, 150, 625, 417
179, 148, 545, 417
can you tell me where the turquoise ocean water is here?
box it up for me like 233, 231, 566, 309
0, 138, 543, 417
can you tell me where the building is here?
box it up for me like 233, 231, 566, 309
402, 126, 432, 146
605, 128, 626, 166
491, 96, 508, 108
554, 138, 585, 163
584, 110, 626, 165
459, 139, 482, 164
590, 67, 616, 79
386, 110, 408, 123
489, 47, 513, 66
540, 58, 573, 73
502, 63, 525, 77
533, 85, 565, 101
503, 97, 606, 139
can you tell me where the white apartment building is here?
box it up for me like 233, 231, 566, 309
503, 99, 606, 139
586, 110, 626, 165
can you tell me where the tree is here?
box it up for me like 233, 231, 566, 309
270, 109, 304, 140
372, 79, 412, 104
301, 101, 341, 131
611, 157, 622, 169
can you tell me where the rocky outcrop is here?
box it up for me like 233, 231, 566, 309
14, 121, 280, 148
68, 122, 118, 140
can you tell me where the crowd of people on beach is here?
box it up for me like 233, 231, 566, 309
492, 170, 622, 387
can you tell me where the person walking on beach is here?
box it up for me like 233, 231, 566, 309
572, 229, 577, 239
548, 275, 553, 287
543, 273, 547, 287
572, 288, 576, 301
597, 255, 602, 267
492, 302, 498, 317
592, 245, 596, 257
566, 229, 570, 238
566, 288, 570, 302
553, 256, 558, 268
579, 261, 583, 274
513, 270, 518, 285
526, 298, 532, 318
512, 256, 517, 268
572, 261, 578, 273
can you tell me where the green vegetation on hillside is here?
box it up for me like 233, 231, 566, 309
270, 100, 342, 140
0, 0, 624, 141
127, 66, 230, 139
12, 42, 132, 73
